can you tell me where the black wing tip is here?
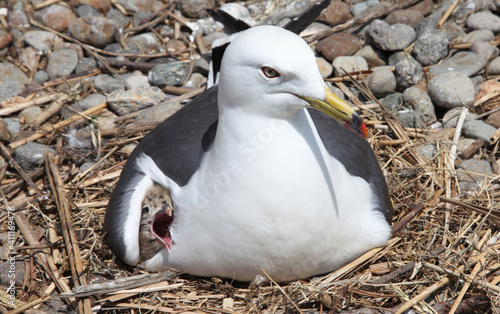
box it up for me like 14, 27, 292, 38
283, 0, 332, 34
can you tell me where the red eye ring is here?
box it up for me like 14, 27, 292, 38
261, 67, 280, 78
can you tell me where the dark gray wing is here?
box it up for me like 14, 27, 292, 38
283, 0, 331, 34
308, 109, 393, 223
103, 86, 219, 263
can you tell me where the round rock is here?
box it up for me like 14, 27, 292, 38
462, 29, 495, 42
394, 109, 426, 128
442, 107, 478, 128
107, 85, 166, 116
456, 159, 493, 191
466, 11, 500, 33
413, 30, 449, 66
332, 56, 368, 76
177, 0, 216, 18
46, 49, 79, 79
94, 74, 126, 93
385, 9, 424, 28
24, 31, 59, 53
402, 87, 436, 123
488, 56, 500, 75
366, 20, 416, 51
470, 41, 499, 59
462, 120, 497, 143
148, 62, 190, 87
429, 52, 486, 77
0, 81, 24, 102
41, 4, 76, 32
0, 63, 29, 85
394, 59, 423, 90
317, 1, 352, 25
316, 57, 333, 79
354, 45, 385, 68
13, 142, 55, 172
68, 16, 117, 48
428, 71, 475, 109
315, 33, 361, 61
366, 68, 396, 98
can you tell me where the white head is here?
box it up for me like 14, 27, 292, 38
218, 25, 326, 119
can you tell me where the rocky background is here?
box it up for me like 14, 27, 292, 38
0, 0, 499, 313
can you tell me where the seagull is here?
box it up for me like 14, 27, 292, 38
104, 25, 392, 282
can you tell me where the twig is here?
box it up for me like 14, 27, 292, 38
6, 294, 51, 314
394, 275, 450, 314
258, 266, 303, 314
391, 203, 425, 235
437, 0, 460, 27
32, 0, 63, 10
0, 93, 64, 116
29, 93, 69, 127
439, 197, 500, 222
8, 102, 107, 150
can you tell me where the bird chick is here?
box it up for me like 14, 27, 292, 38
138, 183, 174, 264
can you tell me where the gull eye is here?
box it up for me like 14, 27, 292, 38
262, 67, 280, 78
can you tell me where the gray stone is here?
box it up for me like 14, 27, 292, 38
366, 20, 416, 51
316, 57, 333, 79
46, 49, 79, 79
402, 87, 436, 123
419, 144, 437, 159
380, 93, 404, 111
0, 63, 29, 85
94, 74, 126, 94
470, 41, 499, 59
442, 107, 478, 128
456, 159, 493, 191
385, 9, 424, 28
462, 29, 495, 42
184, 73, 205, 89
177, 0, 216, 18
125, 74, 149, 90
194, 57, 210, 75
354, 45, 386, 68
467, 11, 500, 33
413, 31, 449, 66
332, 56, 368, 76
13, 142, 55, 172
24, 30, 59, 53
427, 71, 475, 109
148, 62, 191, 87
488, 56, 500, 75
0, 80, 24, 102
388, 51, 414, 66
19, 106, 43, 124
415, 16, 438, 37
3, 118, 20, 135
429, 52, 487, 77
126, 33, 161, 52
107, 85, 166, 115
137, 101, 182, 123
33, 71, 48, 84
75, 57, 98, 74
76, 5, 100, 17
462, 120, 497, 143
394, 58, 423, 90
366, 68, 396, 98
80, 161, 97, 172
441, 21, 466, 42
107, 8, 130, 29
78, 94, 106, 111
351, 0, 379, 15
394, 109, 426, 128
457, 138, 477, 155
68, 16, 117, 48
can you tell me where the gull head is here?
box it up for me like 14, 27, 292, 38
218, 25, 367, 137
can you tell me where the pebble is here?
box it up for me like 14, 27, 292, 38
388, 51, 414, 66
0, 63, 29, 86
419, 144, 437, 159
461, 29, 495, 42
125, 74, 150, 90
412, 31, 449, 66
68, 16, 117, 48
441, 21, 466, 42
19, 107, 43, 124
469, 41, 499, 60
0, 30, 12, 50
46, 49, 79, 80
427, 71, 475, 109
456, 159, 493, 191
0, 80, 24, 103
315, 33, 361, 61
126, 33, 162, 54
409, 0, 434, 16
13, 142, 55, 172
107, 8, 130, 29
94, 74, 126, 93
3, 118, 20, 135
488, 56, 500, 75
137, 101, 183, 123
317, 1, 352, 25
354, 45, 385, 68
394, 109, 426, 128
316, 57, 333, 79
107, 85, 166, 115
462, 120, 497, 143
33, 71, 48, 84
76, 5, 101, 17
351, 0, 379, 16
332, 56, 368, 76
385, 9, 424, 28
177, 0, 216, 18
402, 87, 436, 123
442, 107, 478, 128
220, 3, 255, 26
41, 4, 77, 32
466, 11, 500, 33
116, 0, 158, 13
148, 62, 191, 87
54, 42, 84, 59
184, 73, 205, 89
366, 68, 396, 98
429, 52, 486, 77
0, 119, 12, 142
76, 0, 112, 12
484, 110, 500, 128
365, 20, 416, 51
23, 31, 60, 53
394, 59, 423, 90
77, 93, 106, 111
75, 57, 98, 74
457, 138, 477, 155
380, 93, 403, 111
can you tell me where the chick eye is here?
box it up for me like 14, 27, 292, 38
142, 205, 150, 215
262, 67, 280, 78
